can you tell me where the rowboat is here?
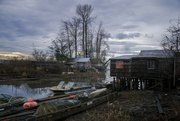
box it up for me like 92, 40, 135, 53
50, 82, 92, 93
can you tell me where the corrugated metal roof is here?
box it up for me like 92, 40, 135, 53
109, 50, 174, 60
75, 58, 90, 62
138, 50, 173, 57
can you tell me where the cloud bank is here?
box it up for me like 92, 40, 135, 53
0, 0, 180, 58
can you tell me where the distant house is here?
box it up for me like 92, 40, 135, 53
64, 58, 76, 71
75, 58, 91, 71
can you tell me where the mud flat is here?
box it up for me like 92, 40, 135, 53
65, 90, 180, 121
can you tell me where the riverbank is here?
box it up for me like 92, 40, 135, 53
0, 72, 105, 87
64, 90, 180, 121
0, 72, 103, 81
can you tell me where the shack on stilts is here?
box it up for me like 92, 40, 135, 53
110, 50, 180, 91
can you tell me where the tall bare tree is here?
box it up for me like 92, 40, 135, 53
68, 17, 81, 58
76, 4, 95, 57
95, 22, 109, 62
49, 4, 109, 66
62, 20, 73, 58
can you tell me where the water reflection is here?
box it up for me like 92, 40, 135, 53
0, 84, 53, 100
0, 71, 110, 100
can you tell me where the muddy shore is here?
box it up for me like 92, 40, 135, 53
64, 90, 180, 121
1, 74, 180, 121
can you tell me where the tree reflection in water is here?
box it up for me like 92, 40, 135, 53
0, 84, 53, 100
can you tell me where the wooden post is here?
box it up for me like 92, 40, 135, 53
169, 79, 171, 90
135, 78, 138, 90
144, 80, 147, 90
161, 80, 163, 92
113, 77, 115, 92
130, 79, 133, 90
140, 78, 143, 90
127, 78, 130, 90
118, 78, 121, 91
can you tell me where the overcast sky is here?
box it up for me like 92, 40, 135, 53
0, 0, 180, 58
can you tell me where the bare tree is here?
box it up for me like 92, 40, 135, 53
49, 4, 109, 65
161, 15, 180, 87
161, 15, 180, 51
68, 17, 81, 58
76, 4, 95, 57
87, 29, 94, 58
32, 47, 48, 61
49, 31, 68, 62
62, 20, 74, 58
95, 22, 109, 62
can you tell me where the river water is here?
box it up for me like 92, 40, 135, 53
0, 70, 112, 100
0, 84, 53, 100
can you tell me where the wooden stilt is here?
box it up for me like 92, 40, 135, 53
169, 79, 171, 90
140, 78, 143, 90
161, 80, 163, 92
144, 80, 147, 90
130, 79, 133, 90
118, 78, 121, 91
113, 77, 115, 92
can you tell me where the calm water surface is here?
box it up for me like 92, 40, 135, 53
0, 84, 53, 100
0, 71, 110, 100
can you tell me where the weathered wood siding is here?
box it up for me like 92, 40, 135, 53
110, 59, 131, 77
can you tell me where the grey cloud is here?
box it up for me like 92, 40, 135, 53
115, 33, 142, 39
114, 33, 155, 40
121, 25, 139, 30
144, 34, 154, 38
0, 0, 180, 55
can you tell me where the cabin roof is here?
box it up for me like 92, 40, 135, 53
139, 50, 173, 56
134, 50, 174, 58
110, 55, 138, 60
75, 58, 90, 63
110, 50, 174, 60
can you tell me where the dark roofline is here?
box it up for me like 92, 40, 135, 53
109, 50, 174, 60
109, 55, 138, 60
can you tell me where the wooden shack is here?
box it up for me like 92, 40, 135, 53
131, 50, 174, 79
110, 55, 137, 78
110, 50, 179, 90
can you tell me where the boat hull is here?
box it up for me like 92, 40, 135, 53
51, 86, 92, 93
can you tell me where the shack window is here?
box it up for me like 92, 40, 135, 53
147, 60, 155, 69
116, 61, 123, 68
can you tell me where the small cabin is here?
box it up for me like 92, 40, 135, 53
75, 58, 91, 71
110, 50, 180, 90
64, 58, 76, 71
131, 50, 174, 79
